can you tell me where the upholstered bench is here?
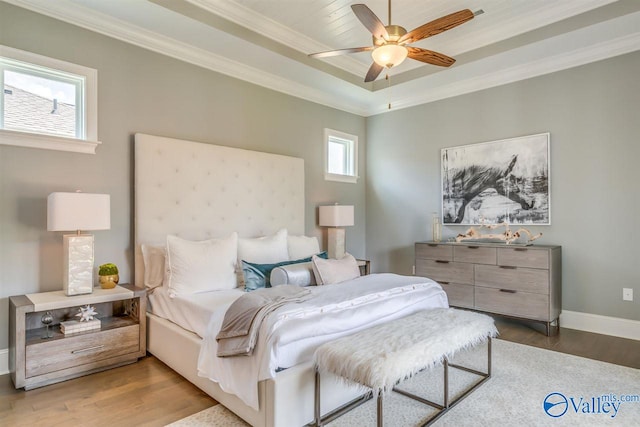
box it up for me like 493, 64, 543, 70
312, 308, 497, 427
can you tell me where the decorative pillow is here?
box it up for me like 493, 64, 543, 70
141, 244, 166, 289
243, 252, 327, 292
271, 262, 316, 287
166, 233, 238, 296
287, 235, 320, 260
312, 253, 360, 285
238, 228, 289, 264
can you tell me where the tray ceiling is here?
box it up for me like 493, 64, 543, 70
4, 0, 640, 116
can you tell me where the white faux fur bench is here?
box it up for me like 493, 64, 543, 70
312, 308, 498, 427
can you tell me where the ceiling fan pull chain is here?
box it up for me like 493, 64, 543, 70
386, 73, 392, 109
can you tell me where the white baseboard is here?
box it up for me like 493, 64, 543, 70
560, 311, 640, 341
0, 348, 8, 375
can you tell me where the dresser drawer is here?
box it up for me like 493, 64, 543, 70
497, 247, 549, 269
26, 325, 140, 377
475, 287, 549, 321
454, 246, 496, 264
475, 265, 549, 294
416, 260, 473, 285
415, 243, 452, 261
440, 283, 474, 309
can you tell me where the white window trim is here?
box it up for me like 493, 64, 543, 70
324, 128, 359, 184
0, 45, 100, 154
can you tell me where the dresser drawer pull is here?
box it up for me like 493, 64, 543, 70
467, 246, 480, 249
514, 248, 528, 252
439, 281, 450, 285
427, 243, 439, 247
435, 260, 450, 264
71, 345, 105, 354
499, 265, 517, 269
499, 289, 517, 293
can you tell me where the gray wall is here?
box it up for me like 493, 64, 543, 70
0, 3, 366, 350
366, 51, 640, 321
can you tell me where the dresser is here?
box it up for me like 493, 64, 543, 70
415, 241, 561, 335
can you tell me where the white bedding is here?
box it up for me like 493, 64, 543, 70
197, 273, 448, 410
148, 286, 243, 338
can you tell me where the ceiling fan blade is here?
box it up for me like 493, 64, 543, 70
407, 47, 455, 67
351, 4, 389, 40
309, 46, 374, 59
364, 62, 384, 82
399, 9, 474, 44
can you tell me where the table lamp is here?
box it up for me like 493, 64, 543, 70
319, 204, 354, 259
47, 192, 110, 295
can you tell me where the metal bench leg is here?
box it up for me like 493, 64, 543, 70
444, 358, 449, 409
377, 392, 383, 427
315, 367, 321, 426
488, 337, 492, 376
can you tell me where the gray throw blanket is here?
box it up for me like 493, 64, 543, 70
216, 285, 311, 357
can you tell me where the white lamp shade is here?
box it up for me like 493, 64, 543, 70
47, 192, 111, 231
319, 205, 354, 227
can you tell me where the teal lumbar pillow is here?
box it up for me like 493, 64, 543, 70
242, 252, 327, 292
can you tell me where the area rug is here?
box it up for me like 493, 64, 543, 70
168, 339, 640, 426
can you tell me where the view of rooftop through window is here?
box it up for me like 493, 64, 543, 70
3, 69, 78, 138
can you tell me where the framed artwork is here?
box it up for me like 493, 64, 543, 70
441, 133, 550, 225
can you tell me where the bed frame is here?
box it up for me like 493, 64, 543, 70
134, 134, 361, 426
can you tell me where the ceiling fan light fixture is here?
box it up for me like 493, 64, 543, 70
371, 44, 408, 68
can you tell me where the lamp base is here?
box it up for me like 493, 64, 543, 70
327, 228, 346, 259
63, 234, 94, 296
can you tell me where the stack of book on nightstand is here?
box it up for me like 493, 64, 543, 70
60, 319, 101, 335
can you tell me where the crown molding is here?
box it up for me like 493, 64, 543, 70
3, 0, 369, 115
185, 0, 368, 76
365, 13, 640, 116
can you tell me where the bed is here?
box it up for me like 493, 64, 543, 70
134, 133, 448, 426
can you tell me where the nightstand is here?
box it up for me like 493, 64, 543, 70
357, 259, 371, 275
9, 284, 146, 390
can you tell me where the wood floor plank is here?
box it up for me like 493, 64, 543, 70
1, 317, 638, 426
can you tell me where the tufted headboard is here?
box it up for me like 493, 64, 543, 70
134, 133, 305, 287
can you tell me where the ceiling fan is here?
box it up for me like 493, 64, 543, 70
309, 1, 484, 82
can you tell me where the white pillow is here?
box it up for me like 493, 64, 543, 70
238, 228, 289, 264
141, 244, 166, 289
287, 235, 320, 260
312, 253, 360, 285
166, 233, 238, 296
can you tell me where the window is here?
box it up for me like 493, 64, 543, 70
324, 128, 358, 183
0, 45, 99, 153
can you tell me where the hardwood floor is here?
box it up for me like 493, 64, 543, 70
494, 317, 640, 369
0, 356, 216, 427
1, 319, 638, 426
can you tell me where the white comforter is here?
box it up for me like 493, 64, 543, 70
197, 273, 448, 410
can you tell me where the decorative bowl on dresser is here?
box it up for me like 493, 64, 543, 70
415, 241, 561, 335
9, 284, 146, 390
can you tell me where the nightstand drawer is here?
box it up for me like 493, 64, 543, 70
475, 286, 549, 321
497, 247, 549, 269
475, 264, 549, 294
415, 243, 453, 261
440, 283, 474, 309
415, 260, 474, 285
26, 325, 140, 377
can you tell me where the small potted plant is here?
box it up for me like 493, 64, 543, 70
98, 263, 119, 289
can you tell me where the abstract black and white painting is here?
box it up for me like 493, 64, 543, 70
441, 133, 550, 225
